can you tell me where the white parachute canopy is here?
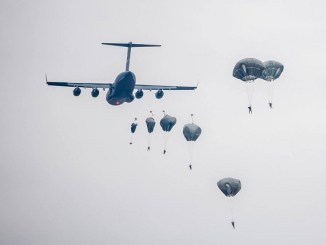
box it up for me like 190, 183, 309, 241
160, 111, 177, 154
182, 114, 202, 170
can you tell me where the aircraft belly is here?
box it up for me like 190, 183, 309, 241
106, 76, 135, 105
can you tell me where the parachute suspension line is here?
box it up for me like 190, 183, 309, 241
191, 114, 194, 124
147, 133, 152, 151
162, 110, 166, 116
228, 197, 235, 229
266, 79, 275, 109
130, 134, 133, 145
245, 81, 255, 106
150, 110, 154, 117
163, 131, 170, 154
187, 141, 195, 169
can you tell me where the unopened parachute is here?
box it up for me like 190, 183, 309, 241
183, 114, 201, 170
160, 111, 177, 154
217, 177, 242, 229
145, 111, 156, 151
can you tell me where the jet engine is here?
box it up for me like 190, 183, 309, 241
135, 89, 144, 99
155, 89, 164, 99
91, 88, 99, 97
73, 87, 81, 96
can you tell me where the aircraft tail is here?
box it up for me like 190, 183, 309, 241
101, 42, 161, 71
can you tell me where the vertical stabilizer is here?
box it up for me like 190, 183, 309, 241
101, 42, 161, 71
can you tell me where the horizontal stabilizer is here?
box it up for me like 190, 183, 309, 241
102, 42, 161, 48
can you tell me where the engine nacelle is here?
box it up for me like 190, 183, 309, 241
91, 88, 99, 97
73, 87, 81, 96
135, 89, 144, 99
155, 89, 164, 99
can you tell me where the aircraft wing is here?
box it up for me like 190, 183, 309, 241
47, 81, 112, 89
134, 84, 197, 91
46, 77, 112, 89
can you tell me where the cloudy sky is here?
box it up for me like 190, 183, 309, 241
1, 0, 326, 244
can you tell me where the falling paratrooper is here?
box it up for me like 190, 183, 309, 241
160, 111, 177, 154
217, 177, 242, 229
129, 118, 138, 145
183, 114, 202, 170
145, 111, 156, 151
260, 60, 284, 109
233, 58, 265, 114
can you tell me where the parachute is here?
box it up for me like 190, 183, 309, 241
183, 114, 202, 170
160, 113, 177, 132
217, 178, 241, 197
129, 118, 138, 145
146, 117, 155, 133
261, 61, 284, 81
233, 58, 265, 113
183, 123, 201, 141
261, 60, 284, 109
160, 111, 177, 154
145, 111, 156, 151
233, 58, 265, 82
217, 177, 242, 229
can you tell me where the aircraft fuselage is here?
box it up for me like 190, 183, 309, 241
106, 71, 136, 105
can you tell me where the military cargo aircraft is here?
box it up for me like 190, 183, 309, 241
46, 42, 197, 105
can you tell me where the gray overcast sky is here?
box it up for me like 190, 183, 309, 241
1, 0, 326, 244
